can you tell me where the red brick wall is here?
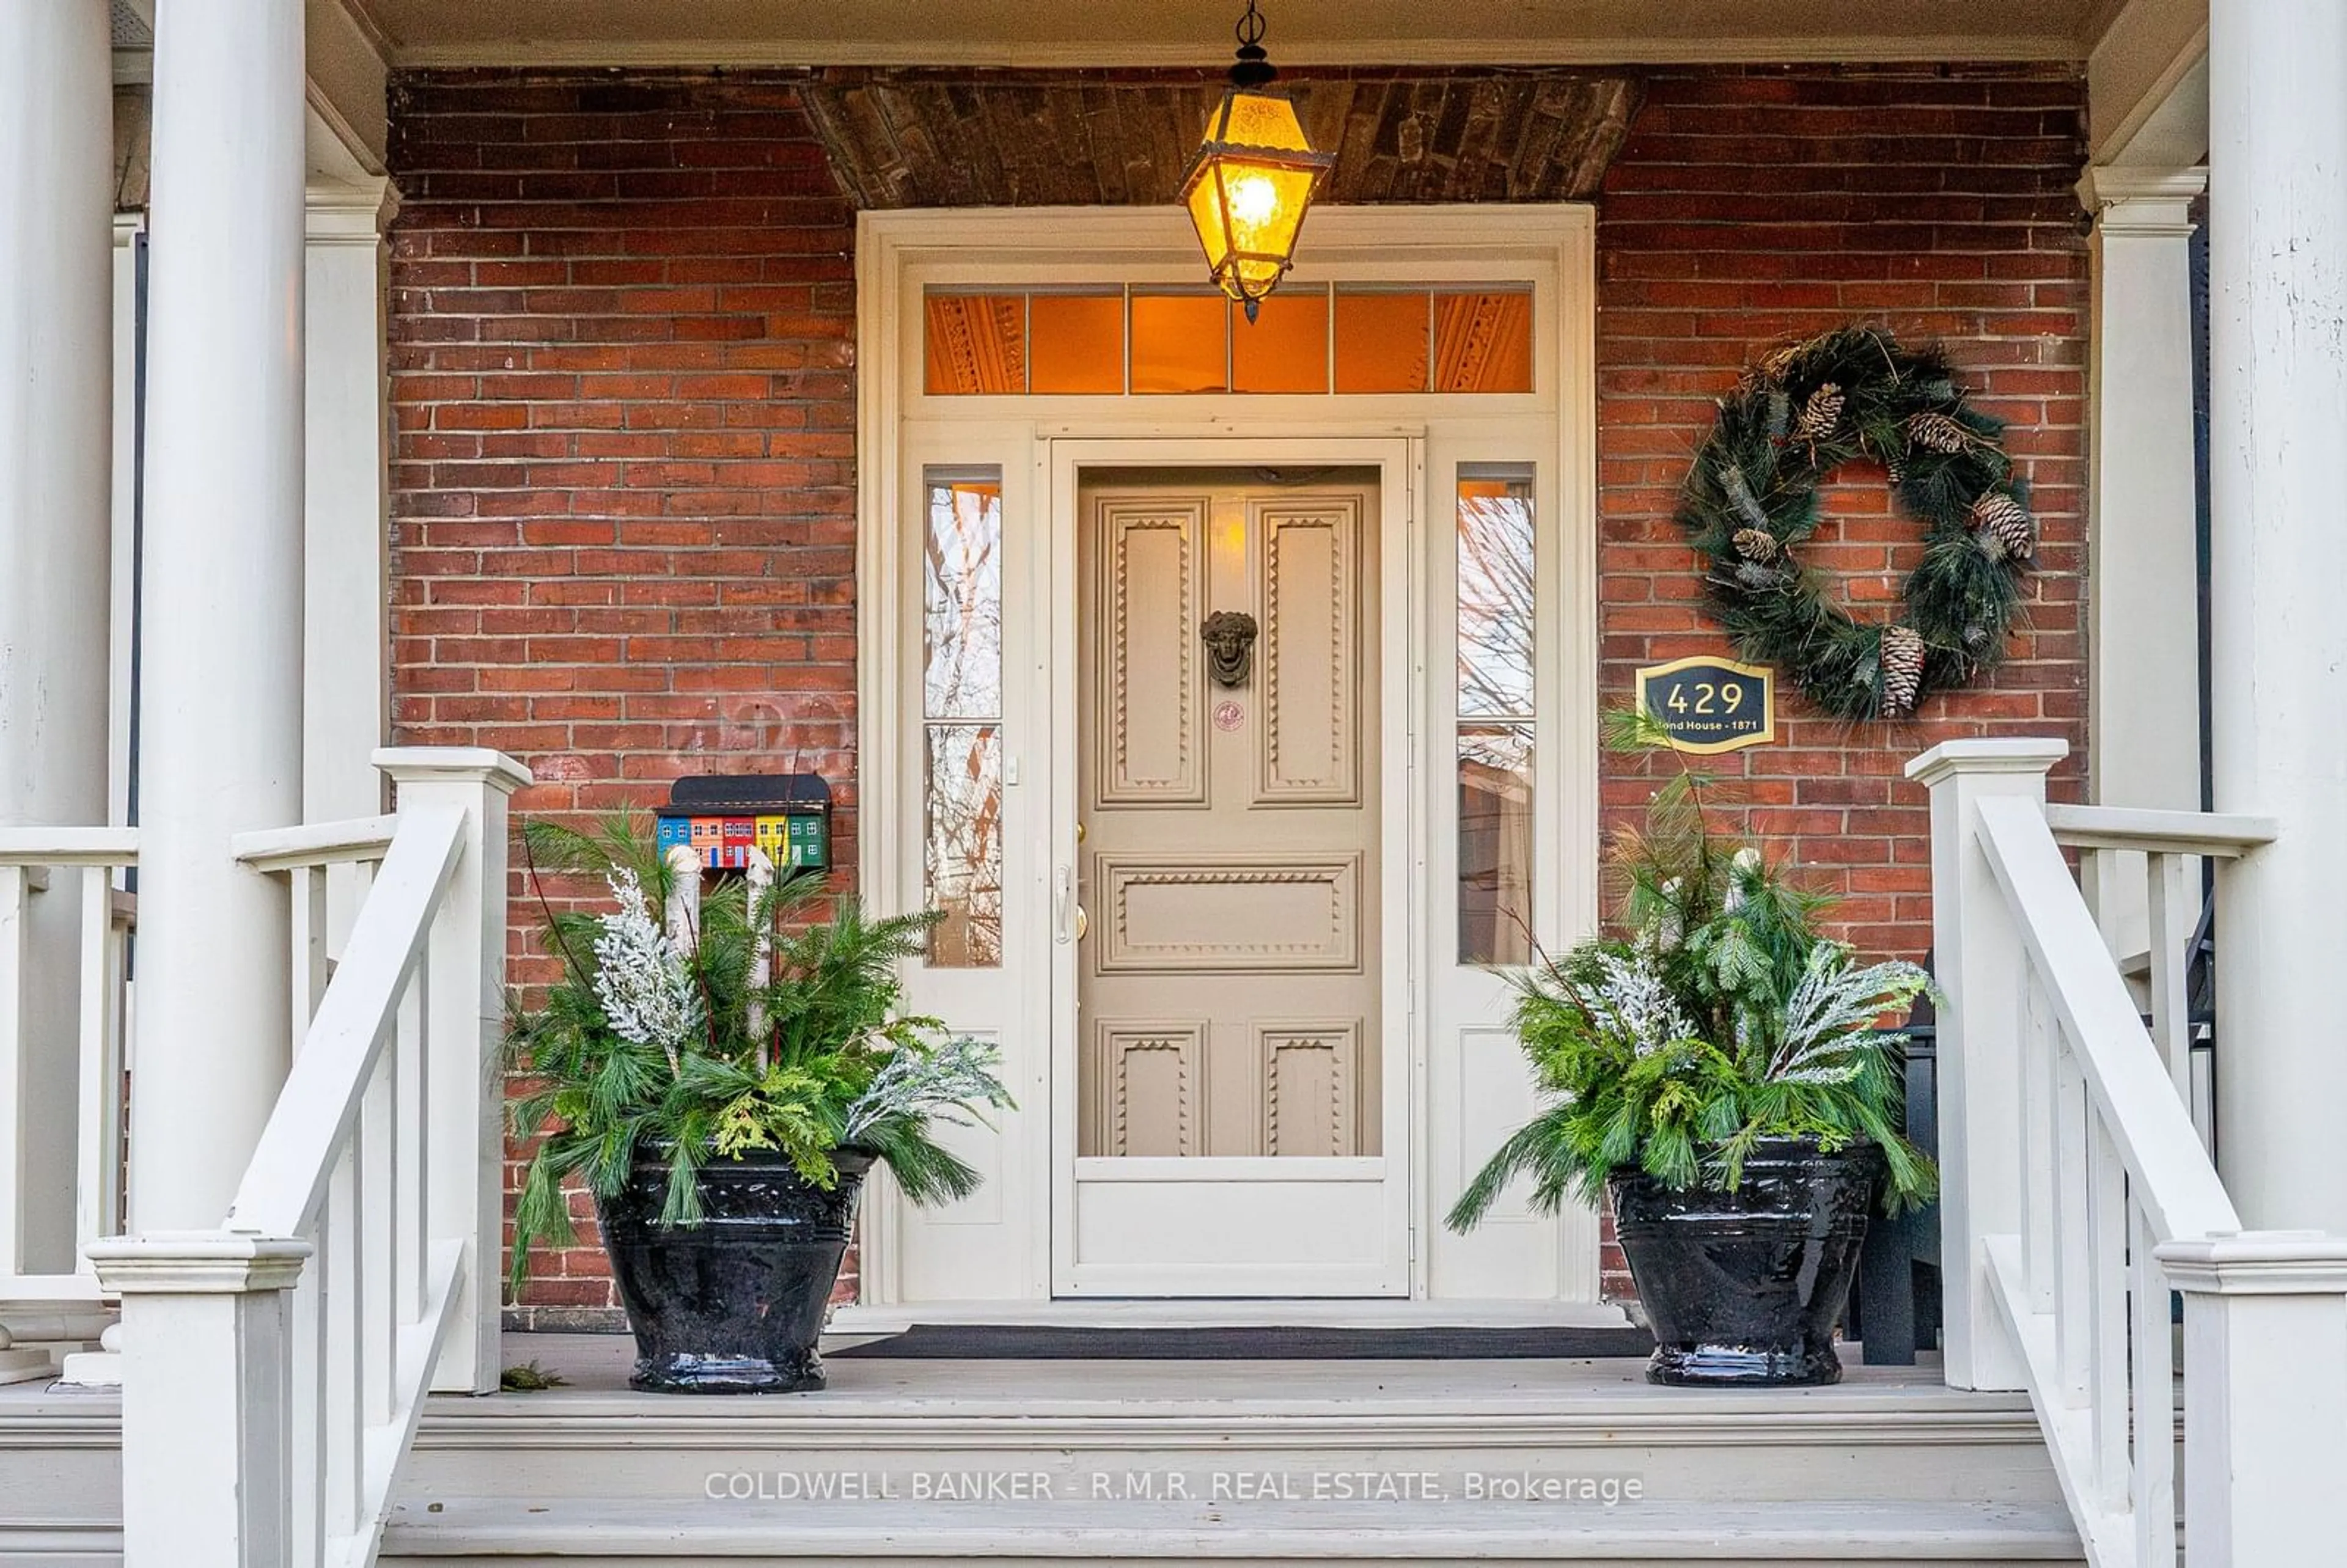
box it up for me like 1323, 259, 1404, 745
387, 64, 2088, 1313
385, 71, 862, 1313
1591, 65, 2088, 1296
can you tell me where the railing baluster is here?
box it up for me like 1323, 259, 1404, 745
361, 1038, 395, 1430
2142, 849, 2204, 1149
2129, 1199, 2179, 1566
2086, 1107, 2131, 1509
104, 890, 131, 1239
396, 959, 429, 1325
323, 1143, 360, 1543
2019, 973, 2057, 1313
0, 865, 28, 1277
2052, 1036, 2092, 1406
290, 865, 330, 1053
288, 1253, 324, 1568
73, 865, 115, 1259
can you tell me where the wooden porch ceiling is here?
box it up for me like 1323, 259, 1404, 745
345, 0, 2109, 68
804, 70, 1644, 210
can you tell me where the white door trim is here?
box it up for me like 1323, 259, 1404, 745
853, 204, 1601, 1308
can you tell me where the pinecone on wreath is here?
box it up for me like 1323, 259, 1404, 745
1879, 625, 1926, 717
1905, 411, 1972, 455
1969, 491, 2035, 562
1790, 382, 1845, 442
1731, 527, 1780, 562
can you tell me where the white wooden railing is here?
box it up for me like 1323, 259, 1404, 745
1913, 741, 2347, 1567
2046, 804, 2274, 1156
88, 750, 526, 1568
0, 828, 137, 1380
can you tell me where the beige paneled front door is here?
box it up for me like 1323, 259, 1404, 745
1069, 469, 1394, 1295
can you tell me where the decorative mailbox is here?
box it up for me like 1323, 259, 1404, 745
654, 772, 831, 872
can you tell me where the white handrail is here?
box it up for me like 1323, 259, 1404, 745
227, 804, 461, 1239
231, 815, 400, 874
1916, 741, 2347, 1568
89, 748, 527, 1568
0, 827, 141, 866
2042, 804, 2278, 857
1975, 798, 2238, 1243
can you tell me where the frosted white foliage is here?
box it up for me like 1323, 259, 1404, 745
1768, 942, 1929, 1085
593, 869, 702, 1058
1587, 947, 1702, 1059
843, 1034, 1012, 1145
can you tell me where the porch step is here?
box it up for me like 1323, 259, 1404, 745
397, 1338, 2067, 1512
379, 1494, 2085, 1564
375, 1338, 2080, 1563
0, 1338, 2087, 1564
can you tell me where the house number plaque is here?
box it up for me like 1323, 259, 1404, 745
1634, 655, 1776, 755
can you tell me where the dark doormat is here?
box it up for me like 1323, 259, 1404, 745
829, 1324, 1655, 1360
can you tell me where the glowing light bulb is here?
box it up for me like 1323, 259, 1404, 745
1228, 174, 1280, 229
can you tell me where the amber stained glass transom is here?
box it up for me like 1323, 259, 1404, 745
922, 284, 1531, 396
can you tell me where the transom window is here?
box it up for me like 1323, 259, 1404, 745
924, 284, 1534, 397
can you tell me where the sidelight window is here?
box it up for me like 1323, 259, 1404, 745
1456, 465, 1537, 966
921, 469, 1005, 968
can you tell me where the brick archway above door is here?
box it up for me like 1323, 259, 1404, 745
802, 68, 1643, 210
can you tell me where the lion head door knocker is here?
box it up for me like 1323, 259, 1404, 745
1200, 610, 1259, 687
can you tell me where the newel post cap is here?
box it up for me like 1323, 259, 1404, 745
1904, 738, 2070, 786
84, 1232, 312, 1295
2155, 1230, 2347, 1295
373, 747, 534, 796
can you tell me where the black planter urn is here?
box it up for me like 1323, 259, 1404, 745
596, 1147, 871, 1394
1607, 1138, 1884, 1388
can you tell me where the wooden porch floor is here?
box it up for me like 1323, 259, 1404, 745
477, 1328, 1961, 1405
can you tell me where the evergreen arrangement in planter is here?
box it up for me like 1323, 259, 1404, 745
1447, 711, 1937, 1386
505, 816, 1013, 1394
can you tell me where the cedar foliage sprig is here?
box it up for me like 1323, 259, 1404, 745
1445, 711, 1938, 1230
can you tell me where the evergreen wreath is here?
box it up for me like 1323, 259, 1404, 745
1678, 325, 2035, 721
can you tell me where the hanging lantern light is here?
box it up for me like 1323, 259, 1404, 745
1180, 0, 1333, 321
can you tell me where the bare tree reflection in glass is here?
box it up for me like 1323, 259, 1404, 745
923, 477, 1005, 967
1456, 472, 1535, 965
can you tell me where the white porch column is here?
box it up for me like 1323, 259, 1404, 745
2207, 1, 2347, 1231
0, 0, 114, 1279
2075, 168, 2206, 958
306, 181, 399, 827
1906, 738, 2069, 1392
131, 1, 309, 1231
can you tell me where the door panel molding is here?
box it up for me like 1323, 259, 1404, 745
1084, 1020, 1206, 1157
1091, 497, 1207, 807
1262, 1019, 1362, 1157
1094, 851, 1363, 974
1257, 498, 1364, 806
